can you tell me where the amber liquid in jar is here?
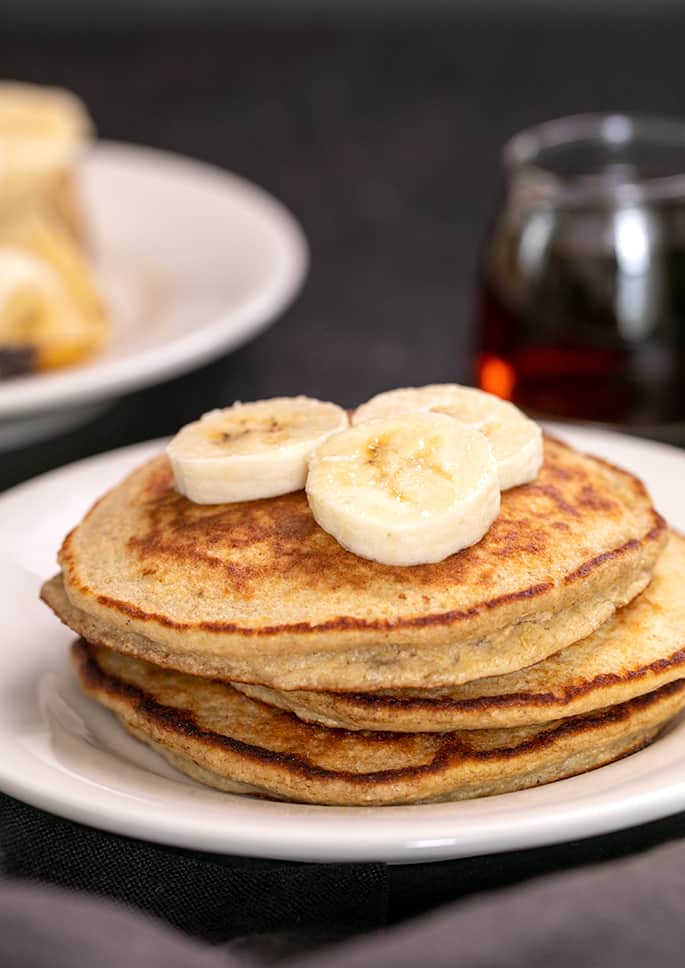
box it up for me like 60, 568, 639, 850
476, 268, 685, 428
476, 114, 685, 439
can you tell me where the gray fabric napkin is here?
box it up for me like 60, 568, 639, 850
292, 837, 685, 968
0, 793, 387, 946
2, 838, 684, 968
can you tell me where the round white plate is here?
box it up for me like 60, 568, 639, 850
1, 426, 685, 863
0, 142, 308, 448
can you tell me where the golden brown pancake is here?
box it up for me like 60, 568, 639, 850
233, 534, 685, 731
44, 436, 666, 691
73, 639, 685, 806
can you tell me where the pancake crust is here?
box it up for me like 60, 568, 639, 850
234, 534, 685, 730
73, 639, 685, 806
47, 436, 666, 691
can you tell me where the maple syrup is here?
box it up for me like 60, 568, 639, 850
475, 114, 685, 439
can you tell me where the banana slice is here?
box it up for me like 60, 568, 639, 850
0, 218, 109, 371
353, 384, 542, 490
1, 213, 107, 326
167, 397, 349, 504
306, 413, 500, 566
0, 82, 92, 203
0, 246, 91, 371
0, 247, 60, 344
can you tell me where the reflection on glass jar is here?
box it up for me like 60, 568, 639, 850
476, 114, 685, 440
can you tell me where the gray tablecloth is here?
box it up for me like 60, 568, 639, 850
2, 837, 684, 967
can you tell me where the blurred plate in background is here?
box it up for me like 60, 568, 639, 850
0, 142, 308, 451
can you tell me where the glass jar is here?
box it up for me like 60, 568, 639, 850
476, 113, 685, 441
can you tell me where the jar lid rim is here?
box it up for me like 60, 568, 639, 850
505, 113, 685, 205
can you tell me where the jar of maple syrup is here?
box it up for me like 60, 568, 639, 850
476, 114, 685, 441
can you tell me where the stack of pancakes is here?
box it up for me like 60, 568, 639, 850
42, 435, 685, 806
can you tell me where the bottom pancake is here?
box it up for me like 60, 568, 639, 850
72, 639, 685, 806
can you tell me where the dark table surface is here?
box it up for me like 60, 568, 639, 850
3, 10, 685, 944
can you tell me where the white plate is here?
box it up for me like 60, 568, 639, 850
0, 142, 307, 448
1, 426, 685, 863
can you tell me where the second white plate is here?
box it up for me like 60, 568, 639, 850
0, 142, 308, 447
1, 426, 685, 863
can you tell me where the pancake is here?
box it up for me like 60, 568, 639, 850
73, 639, 685, 806
232, 534, 685, 731
44, 435, 666, 691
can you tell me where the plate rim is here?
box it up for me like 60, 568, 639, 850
0, 140, 308, 418
2, 424, 685, 863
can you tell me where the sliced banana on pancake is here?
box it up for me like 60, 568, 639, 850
353, 384, 542, 490
167, 396, 349, 504
306, 412, 500, 566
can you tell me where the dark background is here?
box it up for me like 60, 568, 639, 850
3, 10, 685, 491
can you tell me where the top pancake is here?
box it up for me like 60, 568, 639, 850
49, 435, 666, 691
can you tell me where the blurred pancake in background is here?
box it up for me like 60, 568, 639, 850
0, 81, 109, 379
